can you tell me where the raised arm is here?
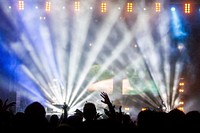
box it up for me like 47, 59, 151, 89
100, 92, 116, 119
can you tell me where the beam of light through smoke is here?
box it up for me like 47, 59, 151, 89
0, 0, 189, 114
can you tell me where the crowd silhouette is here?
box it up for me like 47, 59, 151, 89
0, 92, 200, 133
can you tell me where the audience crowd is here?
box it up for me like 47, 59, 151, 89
0, 92, 200, 133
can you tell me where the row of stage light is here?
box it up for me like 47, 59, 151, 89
178, 78, 185, 112
15, 0, 200, 14
141, 78, 185, 112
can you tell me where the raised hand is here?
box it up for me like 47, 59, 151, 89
100, 92, 116, 119
100, 92, 111, 105
1, 98, 16, 111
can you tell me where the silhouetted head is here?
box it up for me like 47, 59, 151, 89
24, 101, 46, 119
50, 114, 59, 124
83, 102, 97, 121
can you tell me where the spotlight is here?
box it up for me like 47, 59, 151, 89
141, 107, 147, 111
127, 2, 133, 13
45, 1, 51, 12
74, 1, 80, 12
155, 2, 161, 12
179, 89, 184, 93
179, 82, 184, 86
178, 107, 184, 112
179, 101, 184, 105
171, 7, 176, 12
101, 2, 107, 13
18, 0, 24, 10
184, 3, 191, 14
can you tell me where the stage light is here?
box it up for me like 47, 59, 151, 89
74, 1, 80, 12
134, 44, 137, 48
171, 7, 176, 12
101, 2, 107, 13
178, 43, 184, 51
179, 88, 184, 93
0, 0, 189, 115
179, 82, 184, 86
45, 1, 51, 12
124, 107, 130, 111
89, 43, 92, 47
184, 3, 191, 14
127, 2, 133, 13
155, 2, 161, 12
178, 107, 184, 112
18, 0, 24, 10
141, 108, 147, 111
179, 101, 184, 105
